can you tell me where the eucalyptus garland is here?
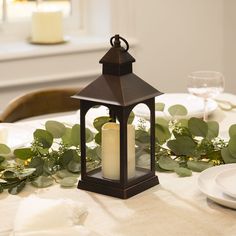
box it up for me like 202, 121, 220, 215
0, 103, 235, 195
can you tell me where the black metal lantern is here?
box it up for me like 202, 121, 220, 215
74, 35, 162, 199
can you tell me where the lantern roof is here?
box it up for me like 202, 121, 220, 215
74, 73, 162, 106
99, 35, 135, 65
73, 35, 162, 106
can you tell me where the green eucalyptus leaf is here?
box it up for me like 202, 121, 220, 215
86, 146, 101, 160
38, 147, 49, 155
95, 146, 101, 158
0, 156, 5, 163
61, 128, 72, 146
0, 160, 8, 169
59, 149, 73, 168
229, 124, 236, 138
8, 180, 26, 195
14, 148, 33, 160
136, 154, 150, 169
65, 150, 81, 173
173, 127, 191, 138
174, 167, 192, 177
155, 124, 171, 145
221, 147, 236, 164
188, 117, 208, 137
93, 116, 111, 132
87, 147, 99, 160
28, 156, 44, 176
228, 136, 236, 157
207, 121, 219, 139
136, 130, 150, 143
33, 129, 53, 148
45, 120, 66, 138
168, 104, 188, 116
31, 176, 54, 188
43, 157, 57, 175
207, 150, 222, 162
16, 168, 36, 179
156, 117, 169, 127
86, 128, 94, 143
60, 177, 77, 187
71, 124, 80, 147
95, 132, 101, 145
167, 136, 197, 156
128, 111, 135, 124
187, 160, 213, 172
2, 170, 17, 179
56, 169, 79, 179
155, 164, 172, 172
135, 144, 150, 159
0, 144, 11, 155
155, 103, 165, 111
176, 119, 189, 128
158, 156, 179, 171
67, 159, 81, 173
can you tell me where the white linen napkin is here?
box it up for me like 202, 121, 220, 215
10, 196, 98, 236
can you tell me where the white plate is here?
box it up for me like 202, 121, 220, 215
133, 93, 218, 119
215, 168, 236, 199
0, 124, 33, 149
198, 164, 236, 209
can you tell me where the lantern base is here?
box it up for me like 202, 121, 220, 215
77, 175, 159, 199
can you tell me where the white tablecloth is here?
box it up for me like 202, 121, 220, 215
1, 93, 236, 236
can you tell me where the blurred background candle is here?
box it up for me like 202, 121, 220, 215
101, 122, 135, 180
31, 9, 63, 44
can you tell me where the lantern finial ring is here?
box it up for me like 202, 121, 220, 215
110, 35, 129, 52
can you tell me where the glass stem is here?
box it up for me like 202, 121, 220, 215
203, 98, 208, 121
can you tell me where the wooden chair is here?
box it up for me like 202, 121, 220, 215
0, 87, 82, 122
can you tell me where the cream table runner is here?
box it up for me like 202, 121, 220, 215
1, 93, 236, 236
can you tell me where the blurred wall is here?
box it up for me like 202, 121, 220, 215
223, 0, 236, 93
1, 0, 236, 112
131, 0, 224, 93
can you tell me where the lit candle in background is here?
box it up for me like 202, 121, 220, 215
31, 9, 63, 44
101, 122, 135, 180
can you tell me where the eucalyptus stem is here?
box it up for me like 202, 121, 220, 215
50, 175, 60, 184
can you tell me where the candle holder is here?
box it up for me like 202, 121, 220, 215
74, 35, 162, 199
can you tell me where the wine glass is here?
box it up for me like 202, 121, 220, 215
187, 71, 224, 121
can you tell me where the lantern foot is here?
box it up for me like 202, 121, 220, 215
77, 175, 159, 199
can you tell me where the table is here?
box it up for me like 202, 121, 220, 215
1, 93, 236, 236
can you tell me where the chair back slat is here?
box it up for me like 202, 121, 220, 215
0, 87, 82, 122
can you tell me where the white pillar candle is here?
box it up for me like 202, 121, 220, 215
31, 10, 63, 44
101, 122, 135, 180
0, 127, 8, 143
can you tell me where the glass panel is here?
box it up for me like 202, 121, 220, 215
131, 104, 151, 180
7, 0, 70, 20
127, 120, 136, 180
85, 105, 110, 178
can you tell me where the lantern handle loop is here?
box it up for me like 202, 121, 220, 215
110, 35, 129, 52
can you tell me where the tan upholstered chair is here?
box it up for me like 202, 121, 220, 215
0, 87, 82, 122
